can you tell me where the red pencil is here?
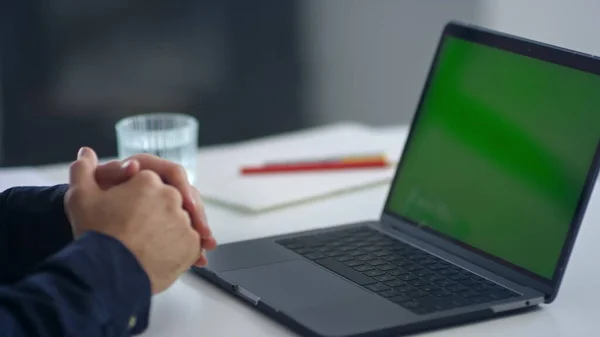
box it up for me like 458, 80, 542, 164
240, 158, 390, 175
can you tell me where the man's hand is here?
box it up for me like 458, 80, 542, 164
94, 154, 216, 267
64, 148, 201, 294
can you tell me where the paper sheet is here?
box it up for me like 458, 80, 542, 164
194, 122, 409, 212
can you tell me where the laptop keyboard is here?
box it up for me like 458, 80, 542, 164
276, 226, 519, 315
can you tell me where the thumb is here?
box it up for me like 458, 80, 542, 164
69, 147, 100, 192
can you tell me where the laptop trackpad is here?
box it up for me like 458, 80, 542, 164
220, 259, 406, 314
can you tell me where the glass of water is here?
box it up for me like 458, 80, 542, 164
115, 113, 198, 184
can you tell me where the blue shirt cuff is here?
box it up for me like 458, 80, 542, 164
43, 231, 152, 334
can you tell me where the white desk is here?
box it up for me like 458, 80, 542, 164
15, 127, 600, 337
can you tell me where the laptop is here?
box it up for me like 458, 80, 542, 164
192, 21, 600, 337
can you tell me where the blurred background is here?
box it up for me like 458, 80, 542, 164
1, 0, 599, 167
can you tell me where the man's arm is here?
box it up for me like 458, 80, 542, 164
0, 185, 73, 284
0, 232, 151, 336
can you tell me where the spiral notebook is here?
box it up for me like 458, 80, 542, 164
194, 122, 408, 212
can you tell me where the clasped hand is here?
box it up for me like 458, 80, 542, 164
64, 147, 216, 294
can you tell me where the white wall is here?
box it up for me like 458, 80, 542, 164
303, 0, 600, 127
302, 0, 482, 127
482, 0, 600, 56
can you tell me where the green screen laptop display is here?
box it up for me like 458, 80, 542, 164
386, 36, 600, 280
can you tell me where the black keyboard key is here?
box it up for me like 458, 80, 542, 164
419, 258, 438, 266
395, 284, 417, 293
343, 259, 364, 267
373, 250, 392, 257
470, 296, 488, 304
374, 274, 396, 283
448, 274, 470, 281
363, 246, 380, 252
367, 259, 387, 266
295, 247, 315, 254
380, 289, 401, 298
382, 255, 398, 261
420, 284, 441, 292
430, 289, 454, 298
447, 295, 472, 308
424, 274, 445, 282
388, 268, 409, 276
398, 274, 418, 281
459, 289, 481, 298
335, 255, 353, 262
377, 264, 396, 271
390, 295, 412, 304
393, 259, 412, 267
473, 283, 490, 292
408, 279, 429, 287
324, 250, 344, 257
301, 241, 325, 248
459, 278, 480, 287
364, 269, 385, 277
281, 241, 303, 249
353, 265, 374, 272
406, 253, 426, 261
366, 283, 390, 292
447, 284, 469, 293
428, 264, 446, 271
390, 247, 409, 254
374, 240, 395, 247
314, 258, 377, 286
418, 296, 450, 312
415, 269, 433, 277
434, 280, 457, 288
437, 269, 458, 276
384, 279, 405, 287
407, 290, 428, 298
357, 254, 376, 261
305, 252, 326, 260
348, 250, 365, 257
403, 264, 423, 272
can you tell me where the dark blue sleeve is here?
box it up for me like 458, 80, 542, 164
0, 186, 151, 335
0, 232, 152, 336
0, 185, 73, 284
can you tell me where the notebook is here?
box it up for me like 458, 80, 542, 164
194, 122, 408, 212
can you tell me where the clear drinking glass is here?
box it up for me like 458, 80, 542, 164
116, 113, 198, 184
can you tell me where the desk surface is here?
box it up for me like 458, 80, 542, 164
21, 127, 600, 337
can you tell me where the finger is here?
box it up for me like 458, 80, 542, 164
69, 147, 100, 191
122, 159, 140, 177
201, 236, 218, 251
95, 159, 140, 189
126, 155, 204, 239
194, 250, 208, 267
190, 188, 212, 239
127, 154, 195, 205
